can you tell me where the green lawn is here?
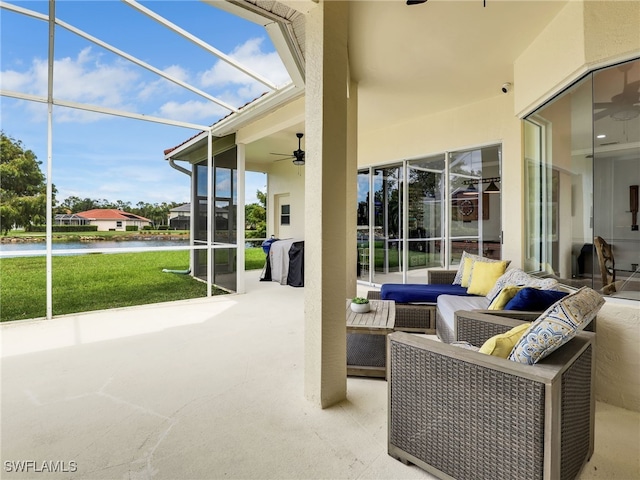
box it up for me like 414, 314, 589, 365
0, 247, 266, 322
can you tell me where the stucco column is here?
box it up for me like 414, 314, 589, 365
236, 142, 246, 294
304, 1, 349, 408
346, 79, 358, 298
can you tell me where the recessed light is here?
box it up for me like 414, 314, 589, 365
596, 134, 606, 139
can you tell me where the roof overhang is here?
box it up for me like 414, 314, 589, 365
207, 0, 306, 89
165, 82, 303, 162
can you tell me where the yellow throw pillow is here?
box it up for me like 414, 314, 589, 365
466, 260, 509, 296
488, 285, 524, 310
479, 322, 532, 358
460, 257, 476, 287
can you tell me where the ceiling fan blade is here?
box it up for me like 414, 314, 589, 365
274, 156, 294, 162
270, 152, 294, 156
406, 0, 427, 4
593, 109, 611, 121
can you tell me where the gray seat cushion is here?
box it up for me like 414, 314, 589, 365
437, 294, 490, 333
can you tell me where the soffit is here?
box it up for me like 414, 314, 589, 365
245, 0, 306, 55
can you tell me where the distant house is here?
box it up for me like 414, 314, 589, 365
54, 213, 90, 226
168, 203, 190, 230
76, 209, 152, 232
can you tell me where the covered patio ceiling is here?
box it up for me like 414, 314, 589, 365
198, 0, 570, 167
169, 0, 638, 167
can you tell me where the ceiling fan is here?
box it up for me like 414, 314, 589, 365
594, 64, 640, 121
271, 133, 305, 166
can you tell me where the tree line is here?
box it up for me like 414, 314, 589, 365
1, 132, 266, 236
55, 196, 184, 228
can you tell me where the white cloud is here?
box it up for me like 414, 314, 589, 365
1, 47, 140, 106
157, 99, 228, 123
138, 64, 190, 101
199, 38, 290, 94
2, 34, 292, 132
53, 48, 140, 106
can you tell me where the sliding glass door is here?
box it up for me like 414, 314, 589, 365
406, 155, 445, 281
372, 165, 403, 284
357, 145, 502, 285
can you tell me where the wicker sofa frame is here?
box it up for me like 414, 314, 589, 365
366, 270, 460, 334
438, 308, 541, 344
388, 312, 595, 480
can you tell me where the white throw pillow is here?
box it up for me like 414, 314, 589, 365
486, 268, 558, 301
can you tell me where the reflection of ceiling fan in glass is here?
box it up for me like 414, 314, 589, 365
594, 64, 640, 121
271, 133, 305, 166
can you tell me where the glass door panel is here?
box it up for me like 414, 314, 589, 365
356, 146, 502, 286
449, 149, 482, 265
407, 155, 445, 282
372, 165, 403, 284
448, 146, 502, 266
357, 170, 371, 281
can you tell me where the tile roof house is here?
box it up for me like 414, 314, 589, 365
77, 209, 152, 232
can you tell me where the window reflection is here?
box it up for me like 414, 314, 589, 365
524, 58, 640, 299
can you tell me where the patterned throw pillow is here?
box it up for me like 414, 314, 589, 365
486, 268, 558, 301
452, 251, 509, 285
508, 287, 604, 365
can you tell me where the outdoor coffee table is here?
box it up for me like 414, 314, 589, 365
346, 299, 396, 378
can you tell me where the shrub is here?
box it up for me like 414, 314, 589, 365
126, 225, 139, 231
30, 225, 99, 232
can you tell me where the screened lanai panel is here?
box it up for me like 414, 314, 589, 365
193, 147, 238, 292
47, 108, 209, 316
1, 0, 296, 320
0, 99, 48, 322
0, 6, 49, 94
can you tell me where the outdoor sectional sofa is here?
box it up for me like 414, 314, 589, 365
368, 267, 558, 340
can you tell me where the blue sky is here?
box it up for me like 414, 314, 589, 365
0, 1, 288, 206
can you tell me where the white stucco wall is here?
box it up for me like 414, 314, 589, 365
595, 301, 640, 412
358, 93, 524, 267
267, 160, 305, 240
515, 1, 640, 118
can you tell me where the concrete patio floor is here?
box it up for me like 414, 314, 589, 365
1, 270, 638, 479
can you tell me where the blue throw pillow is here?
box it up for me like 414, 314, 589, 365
504, 287, 569, 311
